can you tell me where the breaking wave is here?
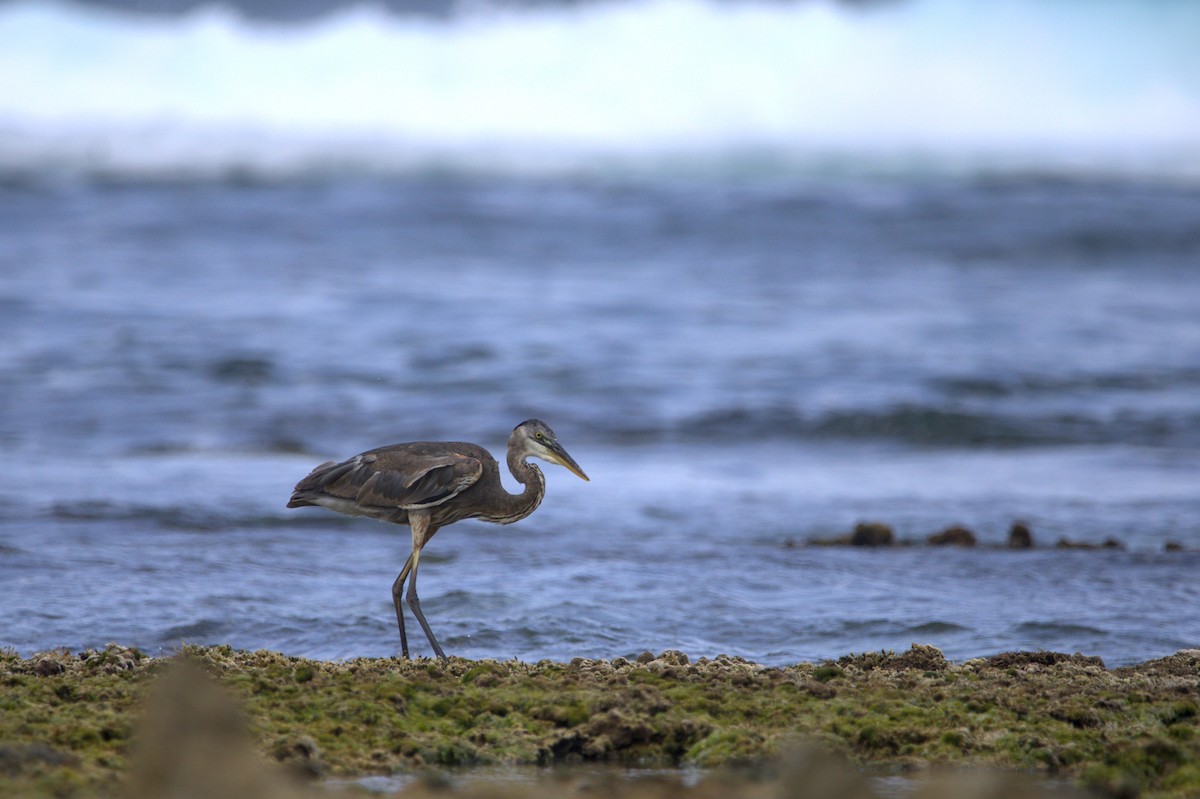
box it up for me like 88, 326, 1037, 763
2, 0, 1199, 180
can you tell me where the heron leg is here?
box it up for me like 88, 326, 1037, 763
391, 553, 414, 658
406, 547, 446, 660
405, 513, 446, 660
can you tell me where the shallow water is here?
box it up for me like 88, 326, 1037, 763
2, 0, 1199, 667
2, 173, 1198, 666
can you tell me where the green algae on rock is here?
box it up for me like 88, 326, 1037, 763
1, 644, 1198, 799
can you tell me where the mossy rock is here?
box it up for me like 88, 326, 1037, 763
1, 644, 1199, 798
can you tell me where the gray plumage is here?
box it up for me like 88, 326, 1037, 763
287, 419, 589, 659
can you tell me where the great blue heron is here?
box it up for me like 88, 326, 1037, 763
287, 419, 589, 659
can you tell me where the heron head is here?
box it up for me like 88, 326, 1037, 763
512, 419, 589, 481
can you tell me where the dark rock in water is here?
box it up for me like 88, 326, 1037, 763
1164, 541, 1184, 552
850, 522, 894, 547
928, 525, 977, 546
808, 521, 895, 547
1008, 521, 1034, 548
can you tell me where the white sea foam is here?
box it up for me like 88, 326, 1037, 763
2, 0, 1198, 178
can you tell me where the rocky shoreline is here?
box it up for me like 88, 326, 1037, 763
2, 644, 1198, 798
797, 520, 1193, 551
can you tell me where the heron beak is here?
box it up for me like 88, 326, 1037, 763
546, 442, 590, 482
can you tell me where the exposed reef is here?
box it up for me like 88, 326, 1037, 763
2, 644, 1199, 798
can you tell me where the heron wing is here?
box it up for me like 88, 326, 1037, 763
307, 449, 481, 511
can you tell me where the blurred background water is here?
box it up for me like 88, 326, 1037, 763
1, 0, 1198, 666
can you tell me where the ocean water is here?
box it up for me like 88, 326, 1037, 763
1, 0, 1199, 666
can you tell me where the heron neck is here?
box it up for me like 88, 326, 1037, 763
500, 448, 545, 524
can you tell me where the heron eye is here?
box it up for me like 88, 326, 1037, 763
535, 431, 544, 441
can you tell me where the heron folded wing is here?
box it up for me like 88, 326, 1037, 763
355, 453, 482, 510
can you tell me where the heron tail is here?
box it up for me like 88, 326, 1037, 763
286, 459, 343, 508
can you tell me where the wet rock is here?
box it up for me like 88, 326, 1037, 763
850, 522, 894, 547
1164, 541, 1184, 552
1008, 521, 1034, 548
810, 522, 896, 547
927, 526, 977, 547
